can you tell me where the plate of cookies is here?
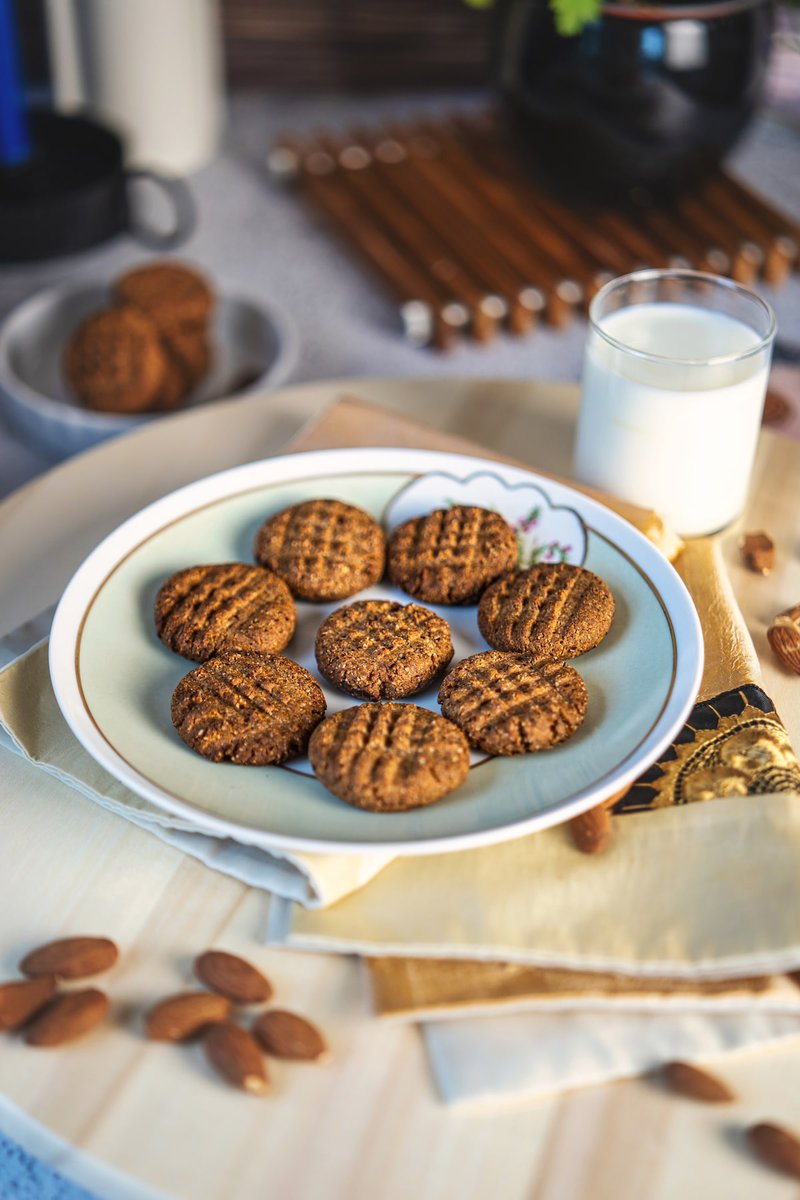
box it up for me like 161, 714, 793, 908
48, 447, 703, 856
0, 261, 298, 461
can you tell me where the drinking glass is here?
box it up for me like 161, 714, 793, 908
573, 269, 776, 537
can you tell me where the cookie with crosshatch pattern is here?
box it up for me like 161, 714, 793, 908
387, 505, 518, 605
154, 562, 296, 661
171, 651, 325, 765
308, 702, 470, 811
254, 499, 386, 601
438, 650, 588, 756
478, 562, 614, 658
65, 306, 168, 413
315, 599, 453, 700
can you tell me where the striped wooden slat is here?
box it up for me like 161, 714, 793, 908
271, 111, 799, 348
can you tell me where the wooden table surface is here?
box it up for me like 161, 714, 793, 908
1, 378, 799, 1200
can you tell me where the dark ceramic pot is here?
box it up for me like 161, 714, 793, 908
495, 0, 774, 202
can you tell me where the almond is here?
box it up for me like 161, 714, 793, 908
145, 991, 232, 1041
20, 937, 119, 980
746, 1122, 800, 1179
0, 977, 57, 1031
203, 1023, 269, 1094
252, 1009, 328, 1062
24, 988, 108, 1046
569, 803, 612, 854
767, 605, 800, 675
194, 950, 273, 1005
661, 1060, 735, 1103
739, 531, 775, 575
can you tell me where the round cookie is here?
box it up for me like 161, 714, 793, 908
65, 306, 167, 413
478, 563, 614, 658
438, 650, 588, 756
387, 505, 518, 605
114, 261, 213, 327
254, 499, 386, 602
315, 599, 453, 700
171, 652, 325, 765
155, 563, 296, 661
308, 702, 470, 812
153, 351, 190, 411
161, 323, 212, 388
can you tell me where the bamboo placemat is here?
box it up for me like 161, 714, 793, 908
270, 111, 800, 349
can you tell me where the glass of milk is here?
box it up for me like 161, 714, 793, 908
574, 269, 776, 537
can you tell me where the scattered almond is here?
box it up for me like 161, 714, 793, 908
253, 1009, 328, 1062
762, 388, 791, 426
661, 1060, 735, 1103
20, 937, 119, 980
768, 605, 800, 675
203, 1023, 269, 1094
739, 531, 775, 575
194, 950, 273, 1005
24, 988, 108, 1046
746, 1122, 800, 1179
145, 991, 232, 1041
0, 977, 57, 1031
568, 803, 612, 854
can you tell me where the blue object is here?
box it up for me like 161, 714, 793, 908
0, 1130, 99, 1200
0, 0, 31, 167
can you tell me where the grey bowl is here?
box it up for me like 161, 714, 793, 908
0, 283, 299, 460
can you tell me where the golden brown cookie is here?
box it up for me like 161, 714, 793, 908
478, 563, 614, 658
161, 322, 212, 388
171, 652, 325, 765
315, 599, 453, 700
155, 563, 296, 661
254, 499, 386, 602
152, 350, 191, 411
114, 261, 213, 327
387, 506, 518, 605
438, 650, 588, 756
65, 306, 167, 413
308, 702, 470, 811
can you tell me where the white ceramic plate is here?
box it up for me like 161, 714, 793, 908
0, 282, 298, 460
49, 447, 703, 856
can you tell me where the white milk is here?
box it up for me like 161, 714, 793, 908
574, 302, 771, 536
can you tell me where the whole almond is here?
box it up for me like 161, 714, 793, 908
746, 1122, 800, 1179
252, 1009, 328, 1062
203, 1023, 269, 1094
768, 605, 800, 675
145, 991, 232, 1041
194, 950, 273, 1005
0, 977, 57, 1031
660, 1060, 735, 1103
25, 988, 108, 1046
569, 803, 612, 854
20, 937, 119, 980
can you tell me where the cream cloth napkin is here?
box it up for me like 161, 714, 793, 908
0, 617, 390, 910
266, 407, 800, 980
422, 1011, 800, 1108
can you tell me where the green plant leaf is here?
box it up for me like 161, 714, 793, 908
550, 0, 602, 35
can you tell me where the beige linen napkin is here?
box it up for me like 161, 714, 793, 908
0, 631, 390, 910
266, 401, 800, 981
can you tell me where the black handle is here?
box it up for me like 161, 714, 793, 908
125, 169, 196, 250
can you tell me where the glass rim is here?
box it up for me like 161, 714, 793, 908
588, 269, 777, 368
